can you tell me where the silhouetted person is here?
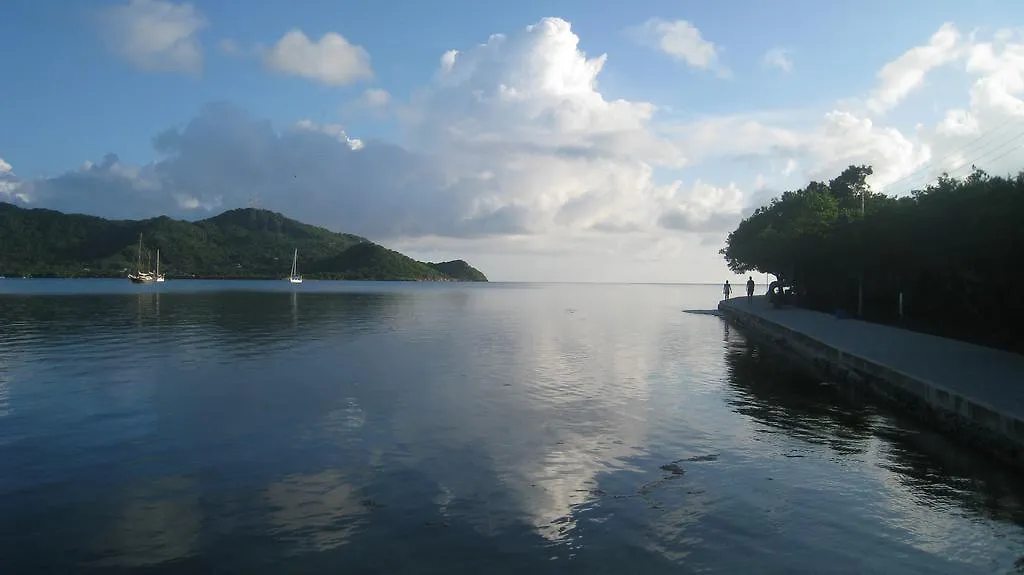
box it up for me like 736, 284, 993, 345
723, 280, 732, 300
746, 276, 755, 304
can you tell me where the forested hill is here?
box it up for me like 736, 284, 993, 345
0, 203, 488, 282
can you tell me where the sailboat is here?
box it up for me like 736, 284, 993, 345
287, 248, 303, 284
128, 233, 156, 284
155, 250, 166, 282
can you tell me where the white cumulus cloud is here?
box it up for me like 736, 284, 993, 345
11, 17, 743, 281
866, 23, 962, 114
763, 47, 793, 73
664, 108, 929, 191
699, 23, 1024, 197
11, 18, 1024, 281
99, 0, 207, 74
360, 88, 391, 107
875, 25, 1024, 193
630, 19, 731, 78
218, 38, 241, 56
262, 29, 373, 86
0, 157, 28, 203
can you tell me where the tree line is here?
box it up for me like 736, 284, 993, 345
720, 164, 1024, 352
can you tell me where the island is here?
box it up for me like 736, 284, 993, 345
720, 164, 1023, 354
0, 203, 488, 282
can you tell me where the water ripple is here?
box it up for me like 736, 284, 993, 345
0, 282, 1021, 573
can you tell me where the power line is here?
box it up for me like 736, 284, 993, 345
892, 129, 1024, 193
905, 129, 1024, 190
961, 138, 1024, 173
881, 117, 1024, 195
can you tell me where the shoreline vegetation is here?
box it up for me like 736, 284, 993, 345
721, 165, 1024, 355
0, 203, 488, 283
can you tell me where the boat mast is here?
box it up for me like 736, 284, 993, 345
136, 233, 143, 272
291, 249, 298, 277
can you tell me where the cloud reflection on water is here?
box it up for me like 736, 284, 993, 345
92, 476, 202, 568
378, 287, 673, 544
1, 283, 1023, 573
264, 469, 369, 553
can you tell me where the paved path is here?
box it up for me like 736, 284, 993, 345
719, 296, 1024, 420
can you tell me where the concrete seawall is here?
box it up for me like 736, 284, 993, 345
718, 296, 1024, 470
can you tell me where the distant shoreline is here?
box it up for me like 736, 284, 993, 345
0, 275, 475, 282
0, 204, 488, 282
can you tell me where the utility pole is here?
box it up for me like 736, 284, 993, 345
857, 187, 865, 318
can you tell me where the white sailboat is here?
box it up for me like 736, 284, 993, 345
155, 250, 166, 282
287, 248, 303, 284
128, 233, 156, 284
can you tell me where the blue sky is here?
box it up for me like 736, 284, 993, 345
1, 0, 1023, 281
0, 0, 998, 174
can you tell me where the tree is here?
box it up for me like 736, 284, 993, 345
719, 164, 1024, 354
828, 164, 873, 217
720, 181, 839, 282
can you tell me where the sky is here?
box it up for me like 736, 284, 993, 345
1, 0, 1023, 282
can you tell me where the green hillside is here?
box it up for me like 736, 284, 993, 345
0, 203, 488, 282
426, 260, 488, 282
308, 242, 446, 281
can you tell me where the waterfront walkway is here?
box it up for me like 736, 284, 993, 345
719, 296, 1024, 421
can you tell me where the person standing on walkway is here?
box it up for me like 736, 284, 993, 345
746, 276, 755, 304
723, 280, 732, 300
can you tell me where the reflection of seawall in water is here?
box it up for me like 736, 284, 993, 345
724, 340, 877, 455
722, 333, 1024, 560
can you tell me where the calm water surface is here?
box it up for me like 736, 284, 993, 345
1, 279, 1022, 574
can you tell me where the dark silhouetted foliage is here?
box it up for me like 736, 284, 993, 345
720, 165, 1024, 352
0, 203, 488, 282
